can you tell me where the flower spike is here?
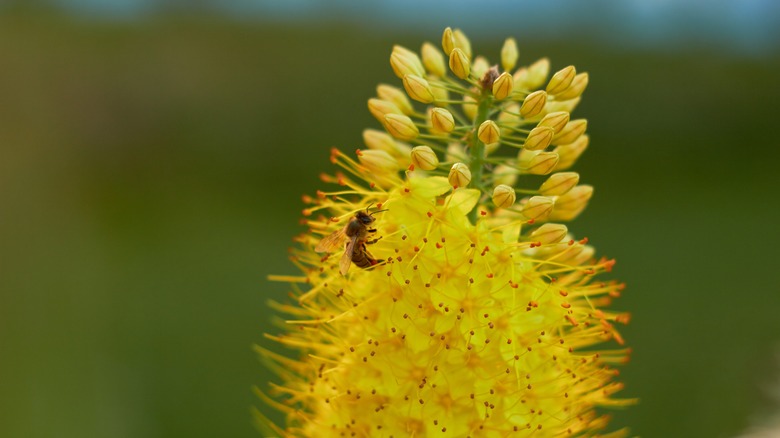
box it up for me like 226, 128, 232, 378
265, 27, 634, 438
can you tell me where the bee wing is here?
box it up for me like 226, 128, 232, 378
315, 227, 346, 253
340, 235, 358, 275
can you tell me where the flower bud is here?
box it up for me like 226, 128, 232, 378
384, 113, 419, 140
553, 134, 589, 170
555, 72, 589, 101
446, 141, 467, 162
538, 111, 570, 134
552, 119, 587, 145
362, 129, 411, 159
471, 56, 490, 82
363, 129, 397, 153
567, 245, 595, 266
377, 84, 413, 115
539, 172, 579, 196
403, 74, 435, 103
431, 85, 449, 103
519, 150, 559, 175
549, 185, 593, 221
358, 149, 400, 173
442, 27, 455, 54
368, 98, 402, 124
492, 72, 514, 100
520, 57, 550, 90
493, 164, 518, 186
546, 65, 576, 95
547, 97, 580, 114
498, 103, 520, 137
452, 28, 472, 58
430, 107, 455, 133
501, 37, 519, 72
530, 223, 568, 245
390, 45, 425, 79
421, 42, 446, 77
462, 93, 477, 120
521, 196, 554, 220
523, 126, 554, 151
478, 120, 500, 145
410, 145, 439, 170
492, 184, 516, 208
449, 48, 470, 79
448, 162, 471, 188
520, 90, 547, 118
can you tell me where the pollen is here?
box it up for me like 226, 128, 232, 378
262, 27, 634, 438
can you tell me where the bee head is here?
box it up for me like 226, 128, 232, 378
356, 210, 375, 224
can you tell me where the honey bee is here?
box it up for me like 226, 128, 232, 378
315, 208, 385, 275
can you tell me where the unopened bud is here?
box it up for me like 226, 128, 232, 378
546, 65, 577, 95
523, 126, 555, 151
430, 107, 455, 133
553, 134, 589, 170
432, 85, 449, 102
530, 223, 568, 245
452, 28, 472, 58
448, 162, 471, 188
449, 48, 470, 79
549, 185, 593, 221
519, 150, 559, 175
368, 98, 402, 124
471, 57, 490, 82
492, 72, 514, 100
552, 119, 587, 145
555, 72, 589, 101
358, 149, 400, 173
547, 97, 580, 114
419, 43, 445, 78
363, 129, 396, 153
538, 111, 570, 134
501, 37, 519, 72
567, 245, 595, 266
498, 103, 520, 137
522, 196, 554, 220
478, 120, 500, 145
410, 145, 439, 170
390, 45, 425, 79
524, 57, 550, 89
462, 93, 477, 120
362, 129, 411, 159
442, 27, 455, 54
493, 164, 518, 186
492, 184, 516, 209
520, 90, 547, 118
377, 84, 413, 115
446, 142, 467, 162
403, 74, 435, 103
384, 114, 419, 140
539, 172, 579, 196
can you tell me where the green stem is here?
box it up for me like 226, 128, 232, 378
468, 89, 493, 223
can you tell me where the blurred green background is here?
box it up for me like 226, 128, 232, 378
1, 2, 780, 437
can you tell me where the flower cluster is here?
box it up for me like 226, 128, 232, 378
260, 27, 633, 437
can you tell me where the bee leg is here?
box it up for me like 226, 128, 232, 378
366, 236, 383, 245
367, 228, 377, 233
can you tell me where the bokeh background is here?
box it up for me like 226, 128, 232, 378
1, 1, 780, 437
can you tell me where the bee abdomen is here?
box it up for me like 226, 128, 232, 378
352, 245, 378, 269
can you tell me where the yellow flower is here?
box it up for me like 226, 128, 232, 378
260, 28, 634, 437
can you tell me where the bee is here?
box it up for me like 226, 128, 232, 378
315, 208, 385, 275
